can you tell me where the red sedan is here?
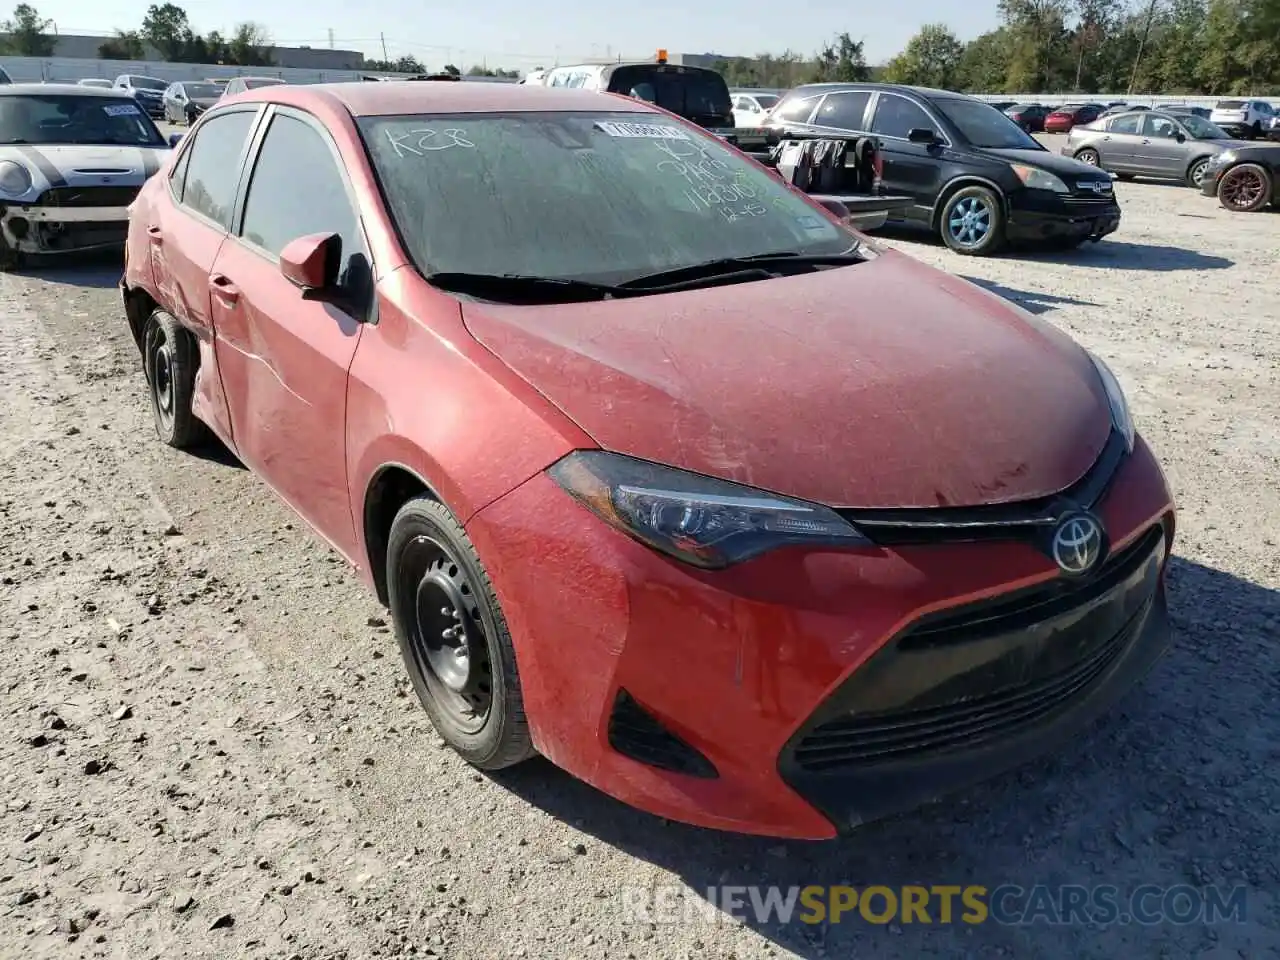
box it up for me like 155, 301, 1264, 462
120, 81, 1175, 839
1045, 102, 1106, 133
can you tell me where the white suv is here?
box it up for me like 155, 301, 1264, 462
1209, 99, 1276, 138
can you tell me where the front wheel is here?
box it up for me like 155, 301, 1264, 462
1075, 147, 1101, 167
387, 497, 534, 770
939, 186, 1006, 256
1217, 163, 1273, 213
1186, 158, 1211, 189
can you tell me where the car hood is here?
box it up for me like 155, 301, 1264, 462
0, 143, 168, 198
984, 147, 1111, 180
461, 250, 1112, 509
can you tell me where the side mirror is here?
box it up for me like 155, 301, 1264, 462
167, 132, 184, 148
1174, 131, 1186, 143
280, 232, 341, 291
814, 197, 851, 221
907, 127, 938, 145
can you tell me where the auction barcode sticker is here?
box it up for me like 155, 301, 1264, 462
103, 103, 142, 117
595, 121, 689, 140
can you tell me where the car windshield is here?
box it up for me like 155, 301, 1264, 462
935, 98, 1042, 149
754, 94, 780, 110
1181, 115, 1231, 139
183, 83, 222, 99
244, 78, 284, 89
0, 94, 165, 146
359, 111, 855, 286
129, 77, 167, 91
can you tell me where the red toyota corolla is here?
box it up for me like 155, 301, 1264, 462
120, 81, 1175, 839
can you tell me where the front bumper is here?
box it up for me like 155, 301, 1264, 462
1005, 188, 1121, 244
1200, 167, 1224, 197
0, 203, 131, 254
466, 436, 1175, 838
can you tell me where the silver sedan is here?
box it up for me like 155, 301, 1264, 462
1061, 110, 1260, 188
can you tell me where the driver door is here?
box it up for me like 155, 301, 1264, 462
1134, 114, 1187, 177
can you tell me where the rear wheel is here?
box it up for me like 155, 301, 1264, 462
387, 497, 534, 770
939, 186, 1006, 257
1217, 163, 1273, 213
143, 309, 208, 448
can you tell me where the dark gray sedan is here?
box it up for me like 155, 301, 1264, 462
161, 81, 223, 125
1062, 110, 1254, 188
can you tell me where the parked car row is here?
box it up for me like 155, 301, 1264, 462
111, 78, 1176, 839
1061, 106, 1280, 211
64, 74, 287, 121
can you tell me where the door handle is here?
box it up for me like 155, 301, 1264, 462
1141, 139, 1151, 144
146, 225, 163, 244
209, 273, 240, 304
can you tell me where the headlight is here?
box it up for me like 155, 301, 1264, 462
1011, 164, 1070, 193
1088, 353, 1135, 451
1206, 151, 1234, 169
0, 160, 32, 195
548, 451, 870, 569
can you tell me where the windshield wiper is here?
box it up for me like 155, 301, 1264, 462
425, 271, 627, 303
617, 250, 864, 291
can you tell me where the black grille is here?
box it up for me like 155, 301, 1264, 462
608, 690, 717, 778
1062, 194, 1117, 207
837, 429, 1128, 545
35, 185, 141, 208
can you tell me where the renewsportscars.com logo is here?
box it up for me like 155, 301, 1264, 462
621, 884, 1249, 928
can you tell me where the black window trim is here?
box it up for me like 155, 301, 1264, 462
807, 89, 874, 133
867, 91, 954, 148
1141, 112, 1185, 138
230, 102, 378, 322
167, 104, 267, 234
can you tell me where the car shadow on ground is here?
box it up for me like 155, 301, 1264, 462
10, 250, 123, 289
490, 557, 1279, 957
960, 276, 1099, 315
190, 434, 246, 470
874, 222, 1234, 271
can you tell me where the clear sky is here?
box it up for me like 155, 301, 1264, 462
35, 0, 1003, 72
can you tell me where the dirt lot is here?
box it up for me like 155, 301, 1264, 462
2, 150, 1279, 959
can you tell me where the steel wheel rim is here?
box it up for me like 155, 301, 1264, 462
1221, 168, 1264, 208
947, 196, 993, 247
397, 535, 493, 733
1079, 150, 1099, 166
149, 329, 175, 427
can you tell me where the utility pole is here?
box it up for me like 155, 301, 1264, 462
328, 28, 334, 49
380, 32, 388, 62
1128, 0, 1159, 95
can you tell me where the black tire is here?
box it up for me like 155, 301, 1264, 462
142, 309, 208, 448
1217, 163, 1273, 213
938, 185, 1006, 256
0, 232, 20, 272
1186, 157, 1211, 189
1250, 121, 1262, 140
1075, 147, 1101, 167
387, 497, 534, 770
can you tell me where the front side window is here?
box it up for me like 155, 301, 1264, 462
358, 111, 854, 285
768, 94, 821, 124
239, 113, 370, 300
179, 109, 258, 226
870, 94, 939, 140
1143, 114, 1180, 139
0, 94, 166, 146
812, 91, 871, 131
935, 98, 1040, 148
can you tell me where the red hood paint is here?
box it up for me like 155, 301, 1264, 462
462, 250, 1112, 508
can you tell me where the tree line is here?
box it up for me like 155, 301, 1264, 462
715, 0, 1280, 95
3, 0, 1277, 92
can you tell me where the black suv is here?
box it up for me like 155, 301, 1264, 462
764, 83, 1120, 255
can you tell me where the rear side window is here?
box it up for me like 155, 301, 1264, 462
607, 66, 731, 120
1109, 114, 1141, 134
239, 113, 371, 302
179, 110, 257, 226
870, 94, 939, 140
770, 94, 821, 124
811, 91, 871, 131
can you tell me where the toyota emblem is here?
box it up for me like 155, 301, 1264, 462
1051, 513, 1105, 577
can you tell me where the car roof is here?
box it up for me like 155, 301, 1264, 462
786, 82, 974, 102
241, 81, 659, 117
0, 83, 137, 98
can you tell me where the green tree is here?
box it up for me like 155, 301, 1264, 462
881, 23, 965, 88
228, 21, 271, 66
97, 29, 145, 60
141, 2, 191, 60
810, 32, 870, 83
1, 3, 56, 56
954, 29, 1015, 92
1069, 0, 1123, 91
1000, 0, 1072, 90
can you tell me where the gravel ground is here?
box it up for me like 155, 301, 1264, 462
1, 137, 1279, 960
